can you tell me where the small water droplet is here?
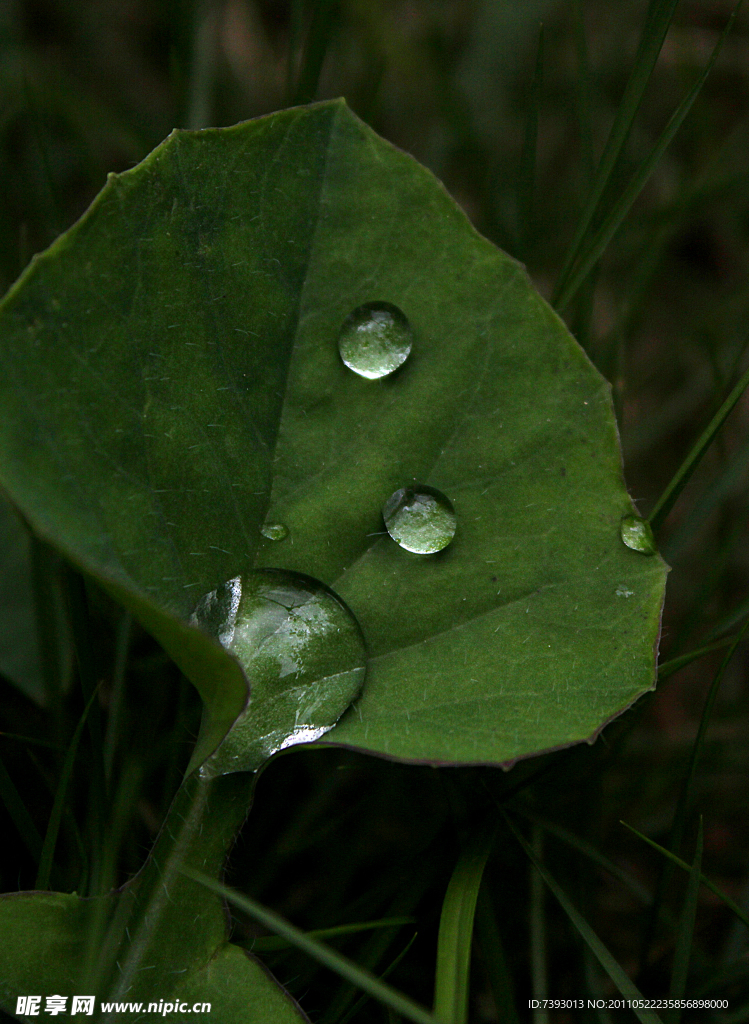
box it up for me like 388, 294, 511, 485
620, 515, 656, 555
338, 301, 412, 379
261, 522, 288, 541
615, 584, 634, 598
193, 570, 366, 775
383, 485, 456, 554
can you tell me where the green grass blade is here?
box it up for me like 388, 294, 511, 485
707, 596, 749, 642
0, 752, 43, 865
286, 0, 306, 102
35, 681, 102, 891
520, 811, 653, 906
250, 916, 416, 953
573, 0, 595, 184
530, 825, 549, 1023
434, 829, 494, 1024
637, 618, 749, 968
552, 0, 680, 307
292, 0, 339, 106
621, 821, 749, 931
0, 732, 65, 751
670, 617, 749, 859
504, 814, 663, 1024
518, 23, 544, 257
555, 2, 740, 312
475, 888, 520, 1024
657, 635, 743, 682
185, 0, 219, 131
29, 533, 67, 720
340, 933, 419, 1024
321, 873, 437, 1024
667, 819, 703, 1022
103, 610, 132, 783
180, 867, 441, 1024
649, 351, 749, 533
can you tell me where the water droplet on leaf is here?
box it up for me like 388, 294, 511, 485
620, 515, 656, 555
338, 301, 412, 379
192, 570, 366, 775
261, 522, 288, 541
383, 485, 456, 554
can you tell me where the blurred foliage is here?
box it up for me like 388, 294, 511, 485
3, 1, 749, 1020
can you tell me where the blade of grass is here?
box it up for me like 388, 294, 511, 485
569, 2, 599, 358
292, 0, 339, 106
582, 947, 616, 1024
321, 865, 439, 1024
339, 933, 419, 1024
0, 752, 42, 865
555, 2, 740, 312
180, 867, 441, 1024
648, 347, 749, 534
35, 681, 102, 891
552, 0, 681, 306
573, 0, 595, 185
519, 810, 653, 906
621, 821, 749, 931
640, 616, 749, 968
64, 567, 108, 896
670, 616, 749, 860
504, 813, 664, 1024
475, 887, 520, 1024
250, 916, 417, 954
0, 731, 65, 751
518, 24, 544, 258
663, 431, 749, 563
530, 824, 549, 1024
103, 610, 132, 783
667, 819, 703, 1023
657, 634, 743, 682
707, 596, 749, 642
29, 533, 68, 725
286, 0, 306, 102
434, 828, 494, 1024
186, 0, 219, 131
64, 569, 107, 795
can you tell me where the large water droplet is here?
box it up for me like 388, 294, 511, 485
383, 485, 456, 554
620, 515, 656, 556
261, 522, 288, 541
192, 570, 366, 775
338, 301, 413, 379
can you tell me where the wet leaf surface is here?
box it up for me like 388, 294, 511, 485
0, 100, 667, 770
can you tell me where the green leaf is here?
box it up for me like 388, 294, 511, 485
0, 892, 307, 1022
0, 100, 667, 771
0, 771, 308, 1022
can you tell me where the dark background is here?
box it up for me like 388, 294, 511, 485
2, 2, 749, 1021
